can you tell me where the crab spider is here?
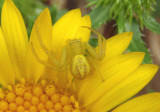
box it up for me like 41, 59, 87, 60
31, 25, 106, 81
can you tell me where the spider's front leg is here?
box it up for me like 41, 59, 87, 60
31, 24, 68, 71
60, 46, 70, 71
86, 51, 105, 82
83, 26, 106, 60
31, 43, 62, 71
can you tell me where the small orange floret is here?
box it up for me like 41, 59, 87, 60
0, 80, 84, 111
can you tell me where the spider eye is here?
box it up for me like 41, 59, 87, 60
68, 39, 80, 45
75, 39, 80, 42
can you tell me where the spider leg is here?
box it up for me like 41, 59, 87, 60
85, 42, 97, 57
31, 43, 62, 71
61, 46, 77, 90
34, 24, 62, 68
82, 26, 106, 60
86, 52, 105, 82
56, 70, 69, 90
60, 46, 69, 71
56, 46, 74, 90
61, 46, 75, 89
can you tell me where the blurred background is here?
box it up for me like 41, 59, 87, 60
0, 0, 160, 95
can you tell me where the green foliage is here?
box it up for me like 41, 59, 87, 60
89, 5, 110, 28
153, 0, 160, 17
87, 0, 160, 32
87, 0, 157, 28
89, 38, 98, 47
125, 19, 152, 64
0, 0, 4, 23
117, 9, 125, 33
87, 0, 159, 64
142, 12, 160, 34
50, 5, 68, 24
13, 0, 45, 36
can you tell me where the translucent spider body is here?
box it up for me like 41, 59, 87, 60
31, 26, 106, 80
66, 39, 91, 79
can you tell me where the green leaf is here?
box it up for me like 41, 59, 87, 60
0, 0, 4, 24
117, 9, 125, 33
89, 5, 111, 28
11, 0, 46, 36
89, 38, 98, 47
50, 5, 68, 24
85, 0, 97, 8
142, 12, 160, 34
125, 19, 152, 64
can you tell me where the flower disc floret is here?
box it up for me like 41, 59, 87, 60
0, 80, 85, 112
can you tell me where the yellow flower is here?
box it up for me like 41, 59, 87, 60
0, 0, 160, 112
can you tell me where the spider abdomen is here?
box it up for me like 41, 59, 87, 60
71, 55, 90, 79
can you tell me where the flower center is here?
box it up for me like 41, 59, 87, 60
0, 80, 84, 112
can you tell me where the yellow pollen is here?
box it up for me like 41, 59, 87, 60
17, 105, 25, 112
37, 102, 45, 110
40, 94, 48, 103
7, 85, 13, 91
15, 84, 25, 96
70, 95, 75, 103
24, 91, 32, 101
31, 96, 39, 105
0, 80, 85, 111
6, 110, 12, 112
6, 92, 16, 103
72, 109, 81, 112
9, 103, 17, 110
75, 101, 80, 109
24, 110, 30, 112
15, 96, 24, 105
45, 84, 56, 96
41, 109, 47, 112
24, 101, 31, 109
49, 109, 56, 112
63, 105, 72, 112
60, 95, 70, 105
0, 100, 8, 111
30, 105, 37, 112
0, 89, 4, 100
33, 86, 43, 96
51, 93, 60, 103
45, 101, 54, 109
54, 102, 62, 111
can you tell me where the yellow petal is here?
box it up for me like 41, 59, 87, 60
51, 9, 91, 59
104, 32, 133, 61
83, 52, 145, 106
26, 8, 52, 82
74, 15, 91, 42
87, 64, 159, 112
112, 93, 160, 112
1, 0, 28, 79
76, 52, 144, 105
0, 27, 15, 87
